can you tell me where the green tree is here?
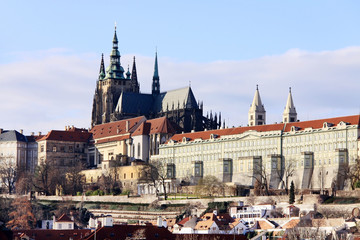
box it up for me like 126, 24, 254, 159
289, 180, 295, 204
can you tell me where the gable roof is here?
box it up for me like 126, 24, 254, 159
91, 116, 146, 140
0, 130, 27, 142
254, 219, 275, 230
38, 128, 91, 143
132, 117, 177, 136
56, 213, 73, 222
281, 218, 300, 229
153, 87, 198, 113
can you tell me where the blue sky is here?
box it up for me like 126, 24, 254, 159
1, 1, 360, 134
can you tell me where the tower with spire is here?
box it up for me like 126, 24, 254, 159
91, 26, 134, 126
283, 87, 297, 123
248, 85, 266, 126
152, 51, 160, 96
130, 57, 140, 93
91, 25, 213, 133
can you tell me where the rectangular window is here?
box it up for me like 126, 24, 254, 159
53, 147, 57, 152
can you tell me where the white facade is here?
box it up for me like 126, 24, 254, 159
153, 115, 360, 190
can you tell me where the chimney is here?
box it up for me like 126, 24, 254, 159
65, 126, 67, 131
38, 132, 42, 136
20, 129, 23, 134
126, 121, 129, 132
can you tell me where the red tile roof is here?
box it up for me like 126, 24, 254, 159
168, 115, 360, 143
56, 213, 73, 222
170, 123, 284, 143
37, 128, 91, 143
283, 115, 360, 132
91, 116, 146, 139
132, 117, 177, 136
177, 216, 190, 226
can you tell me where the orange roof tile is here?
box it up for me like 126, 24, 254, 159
168, 115, 360, 143
91, 116, 146, 139
170, 123, 284, 143
132, 117, 177, 136
281, 218, 300, 229
283, 115, 360, 132
38, 129, 91, 143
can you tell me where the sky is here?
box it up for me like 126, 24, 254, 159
1, 1, 360, 135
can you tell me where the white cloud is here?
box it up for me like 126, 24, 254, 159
1, 47, 360, 135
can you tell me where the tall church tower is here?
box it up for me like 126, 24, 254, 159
91, 26, 133, 126
283, 87, 297, 123
152, 52, 160, 96
248, 85, 266, 126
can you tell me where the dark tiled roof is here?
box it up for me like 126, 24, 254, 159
12, 229, 91, 240
82, 225, 174, 240
116, 92, 154, 115
0, 130, 27, 142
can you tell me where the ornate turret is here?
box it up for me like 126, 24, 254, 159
130, 56, 140, 93
105, 26, 125, 79
283, 87, 297, 123
152, 51, 160, 96
248, 85, 266, 126
126, 65, 131, 79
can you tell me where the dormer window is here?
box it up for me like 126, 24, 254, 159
291, 126, 299, 132
323, 122, 333, 128
210, 134, 218, 140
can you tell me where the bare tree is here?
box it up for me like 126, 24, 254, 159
277, 160, 296, 194
141, 160, 169, 200
251, 162, 271, 196
0, 156, 17, 194
64, 161, 85, 195
33, 160, 60, 195
195, 175, 225, 197
338, 158, 360, 190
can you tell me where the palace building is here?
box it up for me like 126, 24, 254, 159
91, 27, 220, 133
151, 88, 359, 191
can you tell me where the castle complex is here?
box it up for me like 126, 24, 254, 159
91, 27, 220, 133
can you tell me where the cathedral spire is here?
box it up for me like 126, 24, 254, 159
152, 51, 160, 96
283, 87, 297, 123
131, 56, 140, 93
248, 85, 266, 126
105, 25, 125, 79
99, 53, 105, 80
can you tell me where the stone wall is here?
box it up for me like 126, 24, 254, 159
35, 194, 157, 204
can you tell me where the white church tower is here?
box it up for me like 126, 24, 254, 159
248, 85, 266, 126
283, 87, 297, 123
